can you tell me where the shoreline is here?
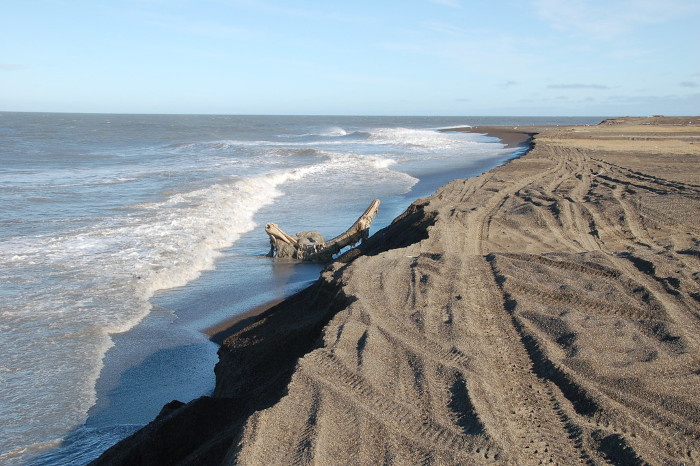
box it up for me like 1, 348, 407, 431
1, 116, 607, 465
52, 123, 531, 463
95, 116, 700, 464
204, 297, 285, 345
201, 125, 537, 347
202, 125, 538, 346
442, 124, 538, 149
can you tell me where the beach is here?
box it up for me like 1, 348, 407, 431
93, 116, 700, 464
89, 118, 700, 464
5, 115, 557, 465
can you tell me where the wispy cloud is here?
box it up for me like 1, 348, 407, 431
429, 0, 462, 8
607, 47, 652, 59
379, 41, 431, 55
533, 0, 699, 40
381, 32, 544, 82
548, 83, 609, 89
0, 64, 29, 71
423, 20, 467, 38
500, 80, 518, 89
145, 15, 254, 39
680, 81, 698, 87
212, 0, 374, 25
607, 92, 700, 107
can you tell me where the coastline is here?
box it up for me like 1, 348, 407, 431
442, 125, 538, 149
201, 126, 535, 345
88, 123, 550, 463
205, 298, 285, 345
46, 124, 530, 464
201, 125, 537, 347
95, 116, 700, 464
203, 125, 536, 346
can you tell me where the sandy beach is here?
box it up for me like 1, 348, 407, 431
94, 116, 700, 465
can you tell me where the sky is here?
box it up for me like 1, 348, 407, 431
1, 0, 699, 116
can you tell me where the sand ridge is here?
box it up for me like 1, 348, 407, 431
94, 117, 700, 465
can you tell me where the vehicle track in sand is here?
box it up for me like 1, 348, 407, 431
470, 139, 700, 464
228, 123, 699, 465
87, 119, 700, 466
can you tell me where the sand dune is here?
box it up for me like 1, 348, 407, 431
94, 117, 700, 465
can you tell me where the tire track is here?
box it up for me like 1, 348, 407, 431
502, 277, 661, 321
450, 255, 590, 464
499, 252, 621, 279
300, 349, 482, 454
229, 125, 700, 465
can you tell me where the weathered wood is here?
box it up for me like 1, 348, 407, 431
265, 199, 380, 261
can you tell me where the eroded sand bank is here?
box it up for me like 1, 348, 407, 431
94, 117, 700, 465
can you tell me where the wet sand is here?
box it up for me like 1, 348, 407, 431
205, 298, 285, 345
95, 116, 700, 465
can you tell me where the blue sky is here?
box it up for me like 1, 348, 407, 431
1, 0, 699, 115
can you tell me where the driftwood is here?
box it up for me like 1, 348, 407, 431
265, 199, 380, 261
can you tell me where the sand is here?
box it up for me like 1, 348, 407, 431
94, 116, 700, 465
205, 298, 286, 346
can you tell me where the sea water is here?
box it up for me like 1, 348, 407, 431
0, 114, 604, 464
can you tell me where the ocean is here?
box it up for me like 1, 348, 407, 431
0, 113, 604, 464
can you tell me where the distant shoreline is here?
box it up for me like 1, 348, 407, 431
442, 125, 538, 149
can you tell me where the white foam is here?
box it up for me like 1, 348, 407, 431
369, 127, 489, 150
0, 118, 517, 463
0, 168, 318, 460
319, 126, 348, 137
369, 157, 397, 169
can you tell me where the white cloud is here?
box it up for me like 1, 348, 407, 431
0, 64, 29, 71
379, 41, 431, 55
423, 20, 467, 38
429, 0, 462, 8
144, 15, 254, 39
607, 47, 653, 59
533, 0, 699, 40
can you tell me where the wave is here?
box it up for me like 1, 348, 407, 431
438, 124, 473, 130
275, 148, 327, 159
318, 126, 347, 137
346, 130, 371, 139
162, 130, 372, 157
165, 140, 241, 152
0, 167, 319, 463
0, 115, 561, 464
362, 127, 510, 157
315, 129, 373, 141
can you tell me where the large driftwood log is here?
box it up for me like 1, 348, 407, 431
265, 199, 380, 261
